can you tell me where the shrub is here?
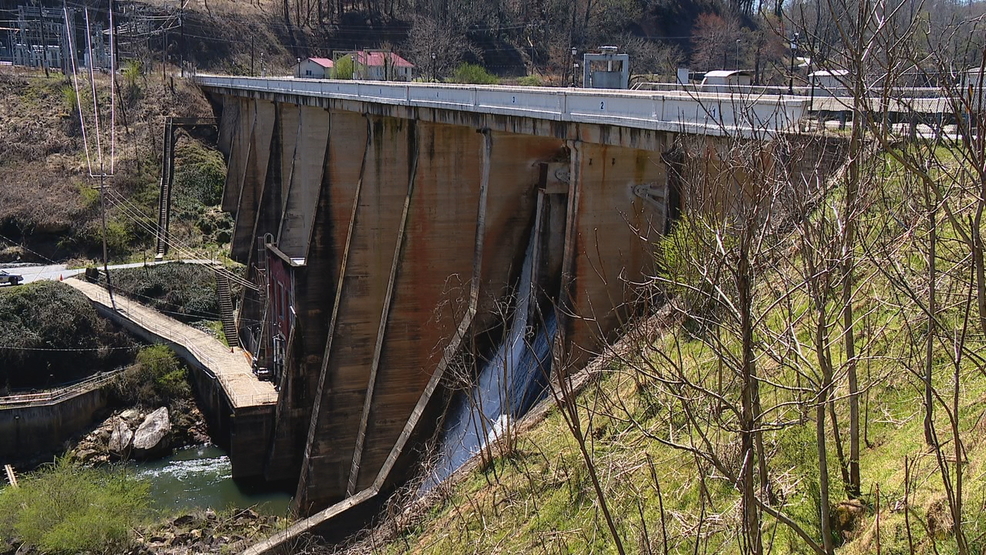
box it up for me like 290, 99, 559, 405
109, 262, 221, 323
112, 345, 191, 408
174, 140, 226, 207
0, 281, 131, 388
517, 75, 543, 87
334, 55, 354, 79
451, 63, 499, 84
0, 458, 151, 553
77, 182, 99, 209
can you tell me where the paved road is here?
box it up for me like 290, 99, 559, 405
0, 259, 216, 286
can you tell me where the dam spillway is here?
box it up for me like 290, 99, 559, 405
196, 76, 811, 516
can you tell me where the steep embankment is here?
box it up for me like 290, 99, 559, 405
0, 66, 218, 262
0, 280, 136, 391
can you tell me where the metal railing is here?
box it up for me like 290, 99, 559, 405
0, 371, 121, 409
69, 282, 278, 408
195, 75, 809, 136
632, 81, 949, 99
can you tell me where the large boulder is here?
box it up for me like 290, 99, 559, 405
107, 418, 133, 458
132, 407, 172, 459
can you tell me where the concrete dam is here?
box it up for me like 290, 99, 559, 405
196, 76, 812, 518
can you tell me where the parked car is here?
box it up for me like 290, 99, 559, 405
0, 270, 23, 286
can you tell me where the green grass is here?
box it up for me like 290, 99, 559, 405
0, 458, 151, 554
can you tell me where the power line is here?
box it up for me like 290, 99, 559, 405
0, 345, 139, 352
100, 188, 254, 290
0, 232, 59, 266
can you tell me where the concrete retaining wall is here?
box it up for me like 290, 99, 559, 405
0, 386, 109, 463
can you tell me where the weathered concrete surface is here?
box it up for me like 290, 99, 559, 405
231, 100, 276, 261
294, 115, 415, 513
0, 376, 112, 463
559, 140, 668, 367
195, 73, 845, 529
278, 106, 331, 260
349, 120, 487, 494
222, 97, 250, 213
210, 87, 674, 516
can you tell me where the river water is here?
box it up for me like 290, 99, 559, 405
131, 444, 292, 516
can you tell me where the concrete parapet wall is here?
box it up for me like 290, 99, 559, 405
0, 383, 110, 463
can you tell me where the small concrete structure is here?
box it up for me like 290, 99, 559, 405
701, 70, 753, 91
962, 67, 985, 108
0, 373, 116, 463
582, 46, 629, 89
296, 57, 334, 79
810, 69, 849, 96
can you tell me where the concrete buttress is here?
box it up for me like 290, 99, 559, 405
231, 100, 276, 261
201, 87, 741, 519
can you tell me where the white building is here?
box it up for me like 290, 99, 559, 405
700, 70, 753, 91
809, 69, 849, 96
295, 57, 334, 79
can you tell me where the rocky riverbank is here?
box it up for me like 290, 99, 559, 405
133, 508, 284, 555
72, 403, 210, 465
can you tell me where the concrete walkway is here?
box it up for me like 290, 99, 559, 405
64, 279, 277, 410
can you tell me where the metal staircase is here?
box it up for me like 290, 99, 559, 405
252, 236, 270, 372
217, 273, 239, 348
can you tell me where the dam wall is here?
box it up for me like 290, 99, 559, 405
197, 77, 825, 516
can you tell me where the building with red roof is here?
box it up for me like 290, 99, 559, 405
338, 50, 415, 81
295, 57, 334, 79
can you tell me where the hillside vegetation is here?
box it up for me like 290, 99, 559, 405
0, 65, 222, 262
332, 131, 986, 554
0, 281, 136, 392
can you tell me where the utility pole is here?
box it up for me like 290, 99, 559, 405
570, 47, 577, 87
38, 4, 50, 77
98, 171, 116, 310
788, 32, 799, 95
85, 7, 116, 310
179, 0, 184, 77
162, 27, 167, 83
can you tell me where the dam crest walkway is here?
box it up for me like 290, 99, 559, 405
65, 279, 276, 410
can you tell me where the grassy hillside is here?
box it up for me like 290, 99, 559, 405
334, 142, 986, 554
0, 65, 225, 262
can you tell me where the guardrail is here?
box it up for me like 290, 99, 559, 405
195, 75, 809, 136
631, 81, 950, 100
0, 371, 121, 409
76, 283, 277, 408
